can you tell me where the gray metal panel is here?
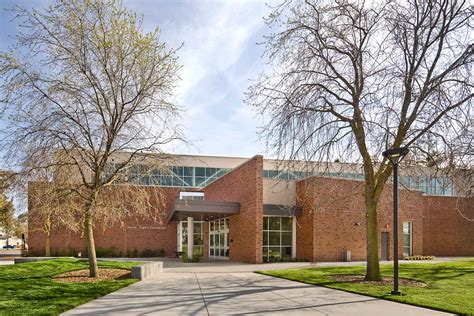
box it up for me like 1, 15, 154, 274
263, 204, 302, 216
174, 199, 240, 212
168, 199, 240, 222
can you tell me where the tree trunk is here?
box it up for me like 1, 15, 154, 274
84, 212, 98, 277
365, 197, 382, 281
45, 232, 51, 257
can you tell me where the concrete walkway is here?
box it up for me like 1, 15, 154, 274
0, 249, 21, 265
100, 256, 468, 273
63, 272, 451, 315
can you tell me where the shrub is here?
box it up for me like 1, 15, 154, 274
404, 255, 435, 260
182, 254, 201, 263
51, 247, 77, 257
24, 249, 41, 257
95, 247, 118, 258
123, 248, 166, 258
141, 248, 155, 257
157, 248, 165, 257
263, 257, 309, 263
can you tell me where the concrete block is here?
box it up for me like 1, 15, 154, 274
14, 257, 62, 264
131, 262, 163, 280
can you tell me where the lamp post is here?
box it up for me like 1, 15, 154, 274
382, 146, 409, 296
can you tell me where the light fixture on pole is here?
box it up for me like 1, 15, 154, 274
382, 146, 409, 296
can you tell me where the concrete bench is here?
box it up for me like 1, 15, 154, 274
131, 262, 163, 280
14, 257, 70, 264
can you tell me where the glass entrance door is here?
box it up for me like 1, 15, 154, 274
209, 218, 229, 260
177, 220, 203, 257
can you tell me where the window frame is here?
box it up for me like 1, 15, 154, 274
179, 191, 204, 200
262, 215, 293, 260
178, 220, 204, 256
402, 221, 412, 257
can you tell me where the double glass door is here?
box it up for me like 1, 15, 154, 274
209, 218, 229, 260
177, 220, 203, 257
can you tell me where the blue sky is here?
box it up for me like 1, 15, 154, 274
0, 0, 275, 158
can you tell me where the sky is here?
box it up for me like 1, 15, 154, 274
0, 0, 276, 158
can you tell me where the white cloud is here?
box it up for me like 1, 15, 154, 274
125, 0, 274, 157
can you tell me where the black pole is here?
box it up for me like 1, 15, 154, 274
391, 164, 401, 295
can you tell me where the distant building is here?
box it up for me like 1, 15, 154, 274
0, 226, 23, 248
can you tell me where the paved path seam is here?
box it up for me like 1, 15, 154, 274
195, 272, 210, 316
230, 273, 328, 315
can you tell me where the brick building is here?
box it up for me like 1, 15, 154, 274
28, 154, 474, 263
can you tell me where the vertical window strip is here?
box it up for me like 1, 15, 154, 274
402, 221, 412, 257
262, 216, 293, 261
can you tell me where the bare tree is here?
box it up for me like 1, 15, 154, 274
14, 212, 28, 245
28, 176, 167, 257
0, 191, 15, 247
247, 0, 473, 280
0, 0, 182, 276
27, 181, 79, 257
0, 172, 16, 247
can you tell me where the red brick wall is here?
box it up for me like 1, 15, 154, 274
295, 181, 316, 260
297, 177, 425, 262
423, 196, 474, 256
204, 156, 264, 263
28, 167, 474, 262
28, 182, 183, 257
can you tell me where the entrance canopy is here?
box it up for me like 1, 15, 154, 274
168, 199, 240, 223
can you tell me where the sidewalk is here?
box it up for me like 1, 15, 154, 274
63, 272, 452, 315
98, 256, 469, 273
0, 249, 21, 265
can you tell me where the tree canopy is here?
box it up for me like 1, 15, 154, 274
0, 0, 183, 276
247, 0, 473, 280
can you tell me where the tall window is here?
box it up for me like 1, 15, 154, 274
209, 218, 229, 259
179, 221, 203, 257
262, 216, 292, 260
403, 221, 412, 257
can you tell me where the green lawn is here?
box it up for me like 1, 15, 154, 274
260, 259, 474, 315
0, 258, 140, 315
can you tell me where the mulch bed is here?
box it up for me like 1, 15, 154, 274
53, 268, 131, 283
330, 274, 426, 287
